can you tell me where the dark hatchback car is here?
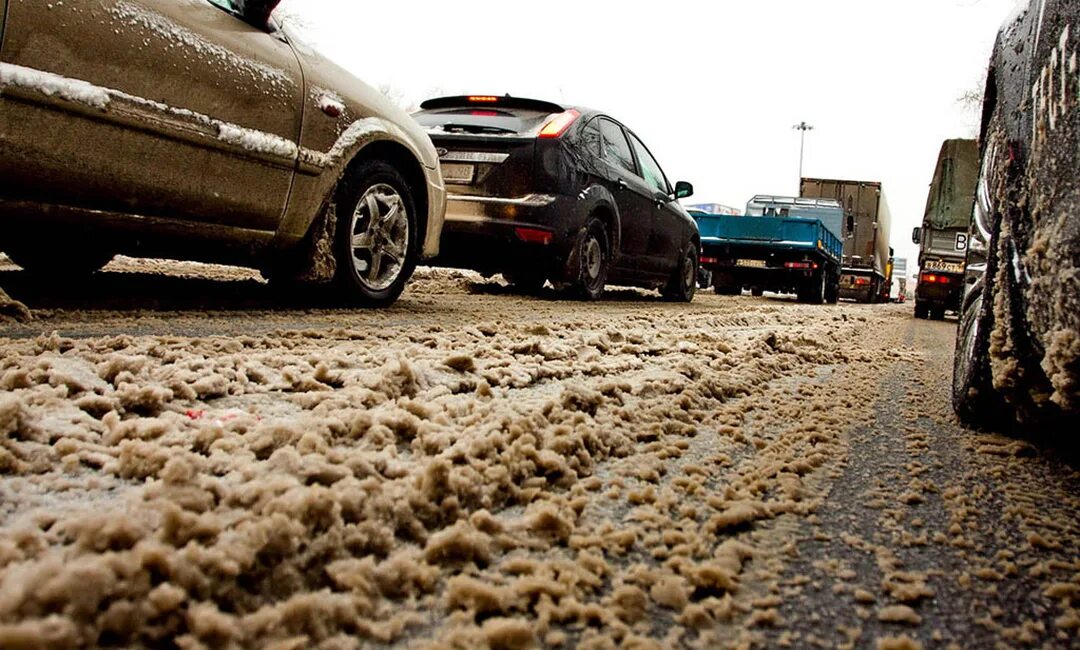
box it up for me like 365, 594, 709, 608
413, 95, 700, 301
953, 0, 1079, 428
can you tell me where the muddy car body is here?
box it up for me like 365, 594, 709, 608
0, 0, 445, 306
413, 95, 699, 301
953, 0, 1080, 426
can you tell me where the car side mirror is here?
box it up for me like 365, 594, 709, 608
237, 0, 281, 28
674, 181, 694, 199
911, 227, 921, 244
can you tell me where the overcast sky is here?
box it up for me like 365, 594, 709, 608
278, 0, 1017, 271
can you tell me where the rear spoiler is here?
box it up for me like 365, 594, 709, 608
419, 95, 567, 114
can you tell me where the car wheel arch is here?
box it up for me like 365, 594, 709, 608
340, 139, 429, 249
267, 136, 429, 285
576, 185, 621, 258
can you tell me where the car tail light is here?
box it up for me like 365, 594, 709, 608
538, 109, 581, 139
785, 261, 811, 269
470, 110, 499, 116
515, 227, 553, 245
700, 256, 718, 265
468, 96, 499, 103
854, 277, 871, 286
921, 273, 949, 284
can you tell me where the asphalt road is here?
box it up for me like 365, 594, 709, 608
0, 260, 1076, 649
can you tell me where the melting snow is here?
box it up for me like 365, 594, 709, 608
216, 122, 298, 159
0, 62, 109, 110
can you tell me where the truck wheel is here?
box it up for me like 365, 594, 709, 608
712, 271, 739, 295
661, 243, 698, 302
333, 159, 417, 306
697, 268, 713, 290
824, 276, 839, 304
797, 273, 825, 304
750, 287, 764, 297
914, 300, 929, 319
570, 218, 609, 300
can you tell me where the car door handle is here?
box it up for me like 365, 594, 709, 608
617, 178, 627, 191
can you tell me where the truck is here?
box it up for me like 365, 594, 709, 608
911, 139, 978, 320
800, 178, 893, 303
694, 195, 844, 303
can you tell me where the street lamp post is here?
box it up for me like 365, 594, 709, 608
793, 121, 814, 191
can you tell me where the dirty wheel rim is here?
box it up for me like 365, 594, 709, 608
682, 251, 695, 291
350, 183, 409, 291
584, 236, 603, 282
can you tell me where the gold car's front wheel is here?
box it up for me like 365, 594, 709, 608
333, 160, 417, 306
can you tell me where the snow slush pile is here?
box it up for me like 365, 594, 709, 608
0, 280, 905, 648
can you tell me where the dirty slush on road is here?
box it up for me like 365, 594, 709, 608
0, 260, 1077, 649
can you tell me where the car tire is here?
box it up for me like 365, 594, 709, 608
570, 218, 609, 300
5, 241, 113, 277
332, 159, 417, 307
751, 287, 764, 297
952, 104, 1021, 428
661, 243, 698, 302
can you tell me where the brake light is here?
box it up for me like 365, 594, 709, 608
920, 273, 949, 284
700, 256, 718, 265
785, 261, 811, 269
468, 96, 499, 103
538, 109, 581, 139
470, 110, 499, 116
854, 277, 871, 286
515, 227, 553, 245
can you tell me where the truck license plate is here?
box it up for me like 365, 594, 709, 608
441, 163, 474, 184
924, 260, 964, 274
736, 259, 766, 268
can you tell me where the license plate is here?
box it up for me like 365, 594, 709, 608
441, 163, 474, 184
736, 258, 766, 268
924, 260, 964, 274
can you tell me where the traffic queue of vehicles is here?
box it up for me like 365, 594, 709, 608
0, 0, 1075, 428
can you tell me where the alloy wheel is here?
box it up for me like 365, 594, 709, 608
349, 183, 410, 292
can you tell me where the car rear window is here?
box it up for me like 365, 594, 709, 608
413, 107, 555, 136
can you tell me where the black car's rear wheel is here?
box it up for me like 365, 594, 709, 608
661, 243, 698, 302
333, 160, 417, 306
571, 218, 609, 300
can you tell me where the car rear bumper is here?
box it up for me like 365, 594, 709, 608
433, 192, 577, 275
